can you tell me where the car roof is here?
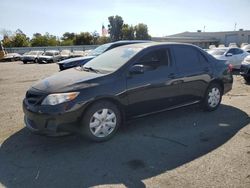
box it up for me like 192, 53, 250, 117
111, 40, 152, 44
45, 50, 59, 52
118, 42, 202, 49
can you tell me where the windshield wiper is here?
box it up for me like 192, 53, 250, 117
81, 66, 100, 73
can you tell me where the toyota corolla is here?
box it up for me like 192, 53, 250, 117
23, 43, 233, 141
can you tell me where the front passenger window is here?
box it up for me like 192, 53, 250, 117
137, 49, 170, 69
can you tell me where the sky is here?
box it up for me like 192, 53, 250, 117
0, 0, 250, 39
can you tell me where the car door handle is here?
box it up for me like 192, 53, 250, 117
168, 73, 175, 79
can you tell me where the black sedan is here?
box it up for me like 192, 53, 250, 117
23, 43, 233, 141
57, 40, 151, 71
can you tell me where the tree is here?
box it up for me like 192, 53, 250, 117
96, 36, 110, 44
2, 29, 29, 47
74, 32, 93, 45
12, 33, 30, 47
108, 15, 124, 41
121, 24, 135, 40
2, 35, 12, 47
61, 32, 76, 41
31, 32, 59, 46
134, 23, 151, 40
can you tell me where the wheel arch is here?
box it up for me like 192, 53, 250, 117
209, 79, 224, 94
81, 96, 126, 124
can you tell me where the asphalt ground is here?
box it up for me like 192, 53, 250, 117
0, 61, 249, 188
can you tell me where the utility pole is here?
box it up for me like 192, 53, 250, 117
234, 23, 237, 31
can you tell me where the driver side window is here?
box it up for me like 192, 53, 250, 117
137, 49, 170, 70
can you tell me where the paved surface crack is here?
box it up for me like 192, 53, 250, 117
143, 134, 188, 147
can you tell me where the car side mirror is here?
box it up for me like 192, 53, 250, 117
226, 53, 233, 57
129, 64, 144, 74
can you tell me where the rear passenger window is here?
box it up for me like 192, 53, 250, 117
198, 52, 209, 65
173, 46, 204, 72
137, 49, 171, 69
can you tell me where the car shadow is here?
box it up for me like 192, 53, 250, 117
0, 104, 249, 187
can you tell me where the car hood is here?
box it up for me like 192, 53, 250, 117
31, 68, 104, 93
39, 55, 53, 59
57, 56, 95, 64
22, 55, 36, 58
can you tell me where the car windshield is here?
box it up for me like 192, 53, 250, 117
28, 51, 39, 55
43, 52, 54, 56
61, 50, 70, 55
207, 49, 227, 55
88, 43, 112, 56
83, 46, 143, 72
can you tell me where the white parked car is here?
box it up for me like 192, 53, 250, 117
241, 44, 250, 53
59, 49, 72, 60
207, 47, 249, 69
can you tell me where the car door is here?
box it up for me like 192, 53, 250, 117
234, 49, 247, 69
226, 48, 238, 66
172, 45, 212, 104
125, 46, 180, 117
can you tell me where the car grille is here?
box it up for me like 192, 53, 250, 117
26, 90, 45, 105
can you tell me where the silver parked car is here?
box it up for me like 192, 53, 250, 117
37, 50, 61, 64
207, 47, 249, 69
21, 51, 44, 64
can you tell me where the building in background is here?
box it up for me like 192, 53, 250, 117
152, 30, 250, 49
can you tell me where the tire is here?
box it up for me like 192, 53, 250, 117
34, 58, 38, 63
244, 76, 250, 83
81, 101, 121, 142
202, 83, 222, 111
23, 61, 27, 64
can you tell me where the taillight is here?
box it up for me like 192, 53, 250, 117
228, 64, 233, 72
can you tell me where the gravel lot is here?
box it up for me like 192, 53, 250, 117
0, 61, 250, 188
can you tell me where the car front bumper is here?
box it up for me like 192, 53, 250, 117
23, 100, 86, 135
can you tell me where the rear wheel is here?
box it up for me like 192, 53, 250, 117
34, 58, 38, 63
244, 76, 250, 83
202, 83, 222, 111
23, 61, 27, 64
81, 101, 121, 142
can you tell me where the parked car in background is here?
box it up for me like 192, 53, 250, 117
209, 44, 216, 49
59, 49, 72, 60
71, 50, 85, 58
207, 47, 249, 69
240, 55, 250, 83
228, 43, 238, 48
21, 51, 44, 64
57, 56, 95, 71
0, 53, 21, 62
241, 43, 248, 48
23, 42, 233, 141
38, 50, 61, 63
241, 44, 250, 53
57, 40, 151, 71
218, 44, 225, 48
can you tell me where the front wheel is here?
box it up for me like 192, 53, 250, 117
81, 101, 121, 142
243, 76, 250, 83
202, 83, 222, 111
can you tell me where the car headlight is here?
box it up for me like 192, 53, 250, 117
41, 92, 79, 105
